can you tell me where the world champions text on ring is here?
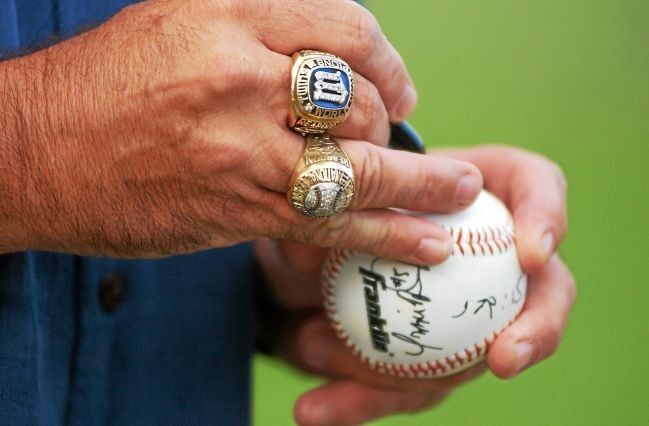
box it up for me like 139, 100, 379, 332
289, 50, 354, 134
288, 134, 355, 218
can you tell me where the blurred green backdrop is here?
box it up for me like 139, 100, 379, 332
254, 1, 649, 424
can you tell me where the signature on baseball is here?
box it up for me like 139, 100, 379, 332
359, 257, 525, 358
360, 259, 442, 357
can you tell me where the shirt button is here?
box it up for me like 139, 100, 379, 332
99, 274, 126, 312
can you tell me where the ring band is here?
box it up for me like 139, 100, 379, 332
288, 133, 355, 218
289, 50, 354, 134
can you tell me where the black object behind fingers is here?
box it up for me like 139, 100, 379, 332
389, 121, 426, 154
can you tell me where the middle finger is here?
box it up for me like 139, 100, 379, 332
248, 0, 416, 120
260, 131, 483, 213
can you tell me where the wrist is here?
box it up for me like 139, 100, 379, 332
0, 56, 42, 252
0, 42, 82, 253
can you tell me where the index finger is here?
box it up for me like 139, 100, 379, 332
244, 0, 416, 121
433, 145, 568, 274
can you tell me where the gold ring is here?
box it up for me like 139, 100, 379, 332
288, 133, 355, 218
289, 50, 354, 134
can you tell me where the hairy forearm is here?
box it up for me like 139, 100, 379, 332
0, 34, 97, 254
0, 7, 200, 256
0, 54, 41, 253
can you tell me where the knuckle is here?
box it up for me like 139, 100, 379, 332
534, 158, 568, 233
252, 130, 299, 186
373, 218, 418, 258
540, 316, 564, 357
556, 205, 568, 239
358, 84, 379, 123
349, 11, 381, 63
206, 55, 255, 93
356, 85, 388, 143
552, 162, 568, 194
307, 214, 354, 248
548, 163, 569, 235
367, 92, 390, 145
529, 152, 567, 191
232, 61, 263, 89
563, 270, 578, 307
529, 152, 568, 192
206, 54, 276, 96
374, 222, 401, 254
419, 163, 447, 202
353, 144, 385, 208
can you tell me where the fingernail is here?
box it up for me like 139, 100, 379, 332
454, 175, 481, 206
542, 232, 554, 257
307, 401, 331, 425
394, 84, 417, 121
415, 237, 452, 264
514, 341, 535, 374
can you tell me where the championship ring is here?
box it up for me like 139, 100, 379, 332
289, 50, 354, 134
288, 133, 355, 218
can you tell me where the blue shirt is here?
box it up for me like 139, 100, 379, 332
0, 1, 255, 424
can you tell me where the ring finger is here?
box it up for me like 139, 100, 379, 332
265, 50, 391, 147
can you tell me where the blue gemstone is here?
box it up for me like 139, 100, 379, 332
309, 67, 351, 110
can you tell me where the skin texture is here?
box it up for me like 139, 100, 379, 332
0, 0, 482, 260
255, 146, 576, 426
0, 1, 576, 423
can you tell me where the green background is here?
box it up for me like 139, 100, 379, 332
254, 1, 649, 424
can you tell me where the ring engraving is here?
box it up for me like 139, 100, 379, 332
288, 134, 355, 218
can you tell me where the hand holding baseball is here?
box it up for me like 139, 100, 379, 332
255, 145, 575, 425
435, 146, 575, 378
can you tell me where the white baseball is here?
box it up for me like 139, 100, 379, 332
322, 190, 527, 378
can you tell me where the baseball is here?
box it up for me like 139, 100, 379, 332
321, 190, 527, 378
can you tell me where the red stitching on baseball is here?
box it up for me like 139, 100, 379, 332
321, 218, 521, 378
469, 230, 475, 254
465, 348, 473, 362
456, 228, 465, 256
442, 224, 515, 258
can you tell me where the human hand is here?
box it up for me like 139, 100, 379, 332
0, 0, 481, 258
432, 145, 576, 378
255, 145, 575, 425
256, 237, 488, 426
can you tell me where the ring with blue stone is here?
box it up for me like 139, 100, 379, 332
289, 50, 354, 134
